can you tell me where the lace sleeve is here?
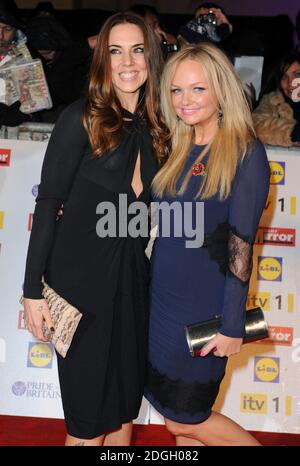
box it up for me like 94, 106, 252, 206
228, 230, 253, 283
219, 140, 270, 338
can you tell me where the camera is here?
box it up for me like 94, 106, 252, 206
161, 40, 178, 60
162, 41, 178, 54
197, 10, 217, 26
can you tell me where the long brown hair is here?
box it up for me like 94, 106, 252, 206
83, 12, 169, 162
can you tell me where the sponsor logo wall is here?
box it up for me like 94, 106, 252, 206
0, 140, 299, 432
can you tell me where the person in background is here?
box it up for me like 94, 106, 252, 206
129, 4, 177, 59
178, 2, 232, 47
253, 51, 300, 147
195, 3, 232, 36
26, 15, 92, 122
26, 14, 72, 62
129, 3, 176, 44
0, 0, 33, 126
33, 1, 56, 18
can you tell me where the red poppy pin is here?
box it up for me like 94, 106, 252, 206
192, 162, 206, 176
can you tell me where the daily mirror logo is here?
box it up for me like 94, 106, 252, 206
255, 227, 295, 247
255, 326, 293, 346
0, 148, 11, 167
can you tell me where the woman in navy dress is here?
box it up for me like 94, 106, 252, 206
144, 43, 270, 446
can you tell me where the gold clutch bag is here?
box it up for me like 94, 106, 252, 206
20, 282, 82, 358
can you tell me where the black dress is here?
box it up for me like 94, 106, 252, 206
23, 99, 158, 439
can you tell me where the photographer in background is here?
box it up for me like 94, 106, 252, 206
195, 2, 232, 38
179, 2, 232, 46
129, 4, 177, 59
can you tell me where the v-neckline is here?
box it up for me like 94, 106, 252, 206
131, 151, 144, 200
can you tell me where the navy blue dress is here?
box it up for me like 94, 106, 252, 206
144, 140, 270, 424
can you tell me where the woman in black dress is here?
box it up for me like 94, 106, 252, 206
22, 12, 167, 446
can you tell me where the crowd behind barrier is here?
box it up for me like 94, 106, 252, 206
0, 122, 54, 140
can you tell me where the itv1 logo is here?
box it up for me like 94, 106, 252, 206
240, 393, 267, 414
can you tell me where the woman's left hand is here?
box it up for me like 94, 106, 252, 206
200, 333, 243, 358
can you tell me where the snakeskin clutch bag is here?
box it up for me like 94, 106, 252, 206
20, 282, 82, 358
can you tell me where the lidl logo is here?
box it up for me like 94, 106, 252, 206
0, 148, 11, 166
254, 357, 280, 383
0, 211, 4, 229
257, 256, 282, 281
255, 227, 295, 247
27, 342, 53, 369
240, 393, 267, 414
269, 161, 285, 185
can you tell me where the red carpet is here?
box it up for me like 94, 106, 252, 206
0, 415, 300, 446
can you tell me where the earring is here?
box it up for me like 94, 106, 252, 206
217, 111, 223, 128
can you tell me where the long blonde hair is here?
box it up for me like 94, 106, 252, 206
153, 43, 255, 200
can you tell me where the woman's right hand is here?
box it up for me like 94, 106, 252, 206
23, 298, 54, 342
